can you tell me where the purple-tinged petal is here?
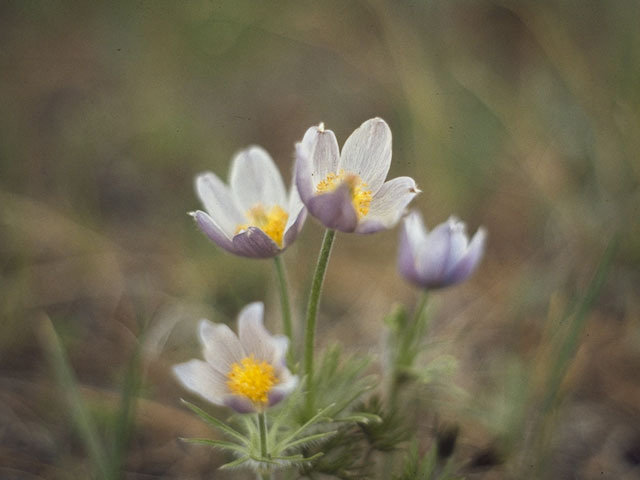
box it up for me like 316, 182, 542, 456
193, 210, 236, 253
414, 221, 453, 287
397, 214, 424, 286
356, 177, 419, 233
199, 320, 245, 374
404, 210, 429, 251
398, 213, 487, 290
283, 207, 307, 248
231, 227, 281, 258
267, 374, 298, 407
443, 227, 487, 286
195, 172, 244, 236
173, 360, 228, 406
307, 183, 359, 232
283, 184, 307, 248
223, 395, 256, 414
444, 218, 468, 269
230, 146, 287, 211
301, 124, 340, 186
339, 118, 392, 194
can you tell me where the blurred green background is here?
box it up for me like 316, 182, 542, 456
1, 1, 639, 478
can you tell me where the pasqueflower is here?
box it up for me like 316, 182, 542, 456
398, 211, 486, 289
173, 302, 298, 413
295, 118, 419, 233
192, 146, 306, 258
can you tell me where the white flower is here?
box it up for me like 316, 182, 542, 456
398, 211, 486, 289
192, 147, 306, 258
295, 118, 419, 233
173, 302, 298, 413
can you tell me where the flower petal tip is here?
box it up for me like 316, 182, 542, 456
318, 122, 325, 132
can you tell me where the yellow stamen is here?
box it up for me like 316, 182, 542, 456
235, 204, 289, 247
316, 170, 372, 218
227, 355, 277, 405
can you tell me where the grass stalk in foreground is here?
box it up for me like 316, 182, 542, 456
40, 315, 111, 480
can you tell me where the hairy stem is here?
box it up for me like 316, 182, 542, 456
303, 229, 337, 415
258, 411, 269, 469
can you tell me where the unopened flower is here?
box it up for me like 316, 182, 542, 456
173, 302, 298, 413
192, 147, 306, 258
295, 118, 419, 233
398, 211, 486, 289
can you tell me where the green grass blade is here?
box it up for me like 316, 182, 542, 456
543, 235, 619, 412
40, 316, 110, 480
109, 339, 143, 479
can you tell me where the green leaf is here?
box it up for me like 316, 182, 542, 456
336, 413, 383, 425
183, 437, 246, 454
283, 430, 338, 450
275, 402, 336, 451
219, 456, 250, 469
181, 399, 248, 445
273, 452, 324, 463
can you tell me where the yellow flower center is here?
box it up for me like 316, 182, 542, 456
235, 204, 289, 247
316, 170, 372, 218
226, 355, 277, 405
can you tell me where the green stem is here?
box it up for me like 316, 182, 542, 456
258, 410, 268, 459
303, 229, 337, 415
412, 291, 429, 333
257, 412, 271, 480
257, 412, 272, 480
273, 256, 294, 365
384, 291, 429, 478
389, 291, 429, 409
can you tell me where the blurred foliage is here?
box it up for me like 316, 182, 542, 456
1, 0, 639, 478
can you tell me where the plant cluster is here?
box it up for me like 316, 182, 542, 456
173, 117, 486, 479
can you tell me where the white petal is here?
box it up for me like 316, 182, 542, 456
199, 320, 245, 374
445, 227, 486, 285
295, 141, 315, 204
301, 124, 340, 187
339, 118, 392, 194
355, 177, 419, 233
284, 182, 305, 235
443, 218, 468, 274
271, 335, 290, 367
195, 172, 244, 236
230, 146, 287, 212
237, 302, 279, 364
173, 359, 228, 405
405, 210, 429, 251
414, 221, 452, 284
